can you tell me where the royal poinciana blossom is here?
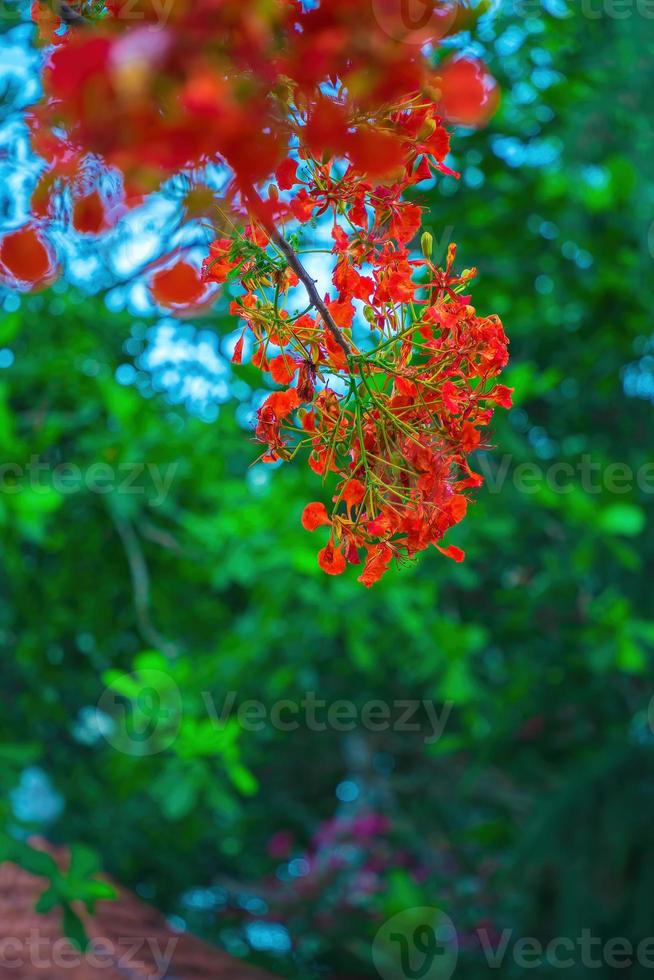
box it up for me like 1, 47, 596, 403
3, 0, 511, 585
205, 206, 511, 587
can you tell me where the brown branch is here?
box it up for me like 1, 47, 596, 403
270, 231, 353, 357
241, 185, 353, 358
51, 0, 88, 25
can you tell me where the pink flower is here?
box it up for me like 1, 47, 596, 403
267, 830, 294, 859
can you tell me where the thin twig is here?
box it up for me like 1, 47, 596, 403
109, 508, 179, 659
140, 519, 186, 555
241, 184, 353, 358
270, 232, 353, 357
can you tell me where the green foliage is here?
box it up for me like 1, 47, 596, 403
0, 835, 115, 948
1, 4, 653, 978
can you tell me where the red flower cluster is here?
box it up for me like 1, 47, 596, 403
10, 0, 509, 585
201, 94, 510, 585
24, 0, 496, 225
206, 188, 510, 585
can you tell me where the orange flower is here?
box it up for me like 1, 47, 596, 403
438, 58, 500, 127
301, 502, 331, 531
270, 355, 298, 386
337, 479, 366, 512
436, 544, 465, 563
264, 388, 300, 420
0, 226, 56, 286
72, 191, 109, 235
461, 421, 481, 453
489, 384, 514, 409
231, 333, 245, 365
358, 544, 393, 587
276, 158, 299, 191
151, 262, 206, 308
318, 542, 346, 576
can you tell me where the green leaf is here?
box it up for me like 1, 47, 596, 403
598, 504, 646, 537
227, 762, 259, 797
68, 844, 101, 883
62, 905, 89, 952
0, 840, 58, 879
35, 887, 60, 915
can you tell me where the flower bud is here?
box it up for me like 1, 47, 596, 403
418, 117, 437, 141
421, 231, 434, 260
422, 82, 442, 103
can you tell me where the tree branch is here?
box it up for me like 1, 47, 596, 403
270, 231, 353, 357
241, 185, 353, 358
109, 508, 180, 659
51, 0, 88, 25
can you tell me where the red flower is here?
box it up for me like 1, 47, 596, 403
231, 333, 245, 365
302, 502, 331, 531
347, 128, 405, 179
318, 542, 347, 576
276, 158, 299, 191
490, 384, 514, 409
389, 204, 422, 245
338, 479, 366, 511
461, 421, 481, 453
151, 262, 206, 308
441, 381, 465, 414
333, 258, 374, 302
270, 355, 298, 386
202, 239, 238, 283
296, 361, 316, 402
72, 191, 109, 235
25, 0, 507, 585
358, 544, 393, 587
436, 544, 466, 563
262, 388, 300, 421
438, 58, 500, 127
0, 226, 56, 287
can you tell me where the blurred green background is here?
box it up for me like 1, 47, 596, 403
1, 1, 654, 977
